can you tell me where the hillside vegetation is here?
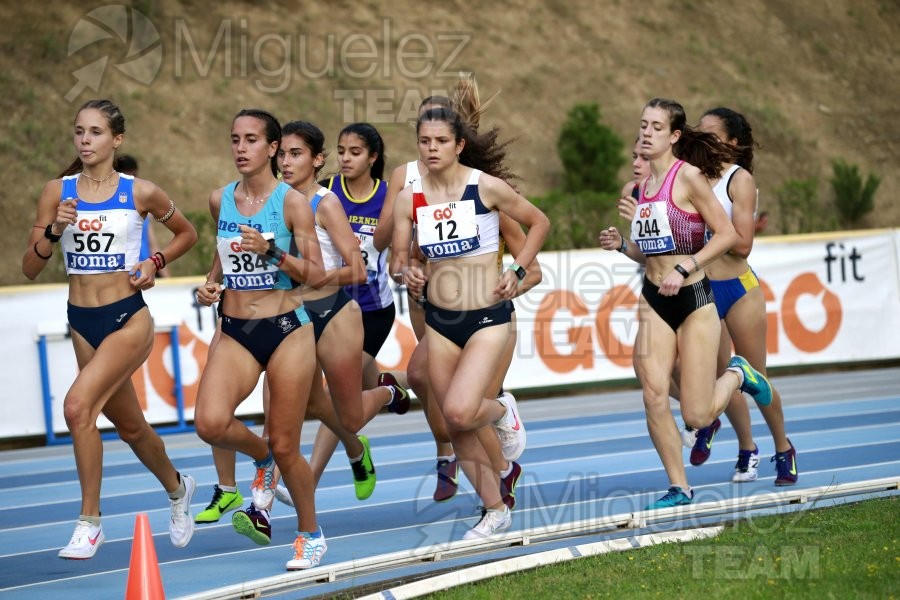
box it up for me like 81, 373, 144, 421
2, 0, 898, 284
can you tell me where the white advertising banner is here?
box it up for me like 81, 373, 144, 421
2, 229, 898, 440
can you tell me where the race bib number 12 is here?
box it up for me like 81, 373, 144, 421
416, 200, 480, 259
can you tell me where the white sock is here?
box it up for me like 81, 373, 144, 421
349, 451, 364, 463
168, 475, 186, 500
500, 463, 513, 478
727, 366, 745, 387
219, 484, 237, 493
437, 454, 456, 462
494, 400, 509, 426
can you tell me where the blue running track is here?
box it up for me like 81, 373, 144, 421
0, 368, 898, 598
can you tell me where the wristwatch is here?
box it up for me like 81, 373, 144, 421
508, 263, 527, 281
44, 224, 62, 243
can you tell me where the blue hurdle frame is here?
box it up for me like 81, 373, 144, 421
37, 325, 192, 445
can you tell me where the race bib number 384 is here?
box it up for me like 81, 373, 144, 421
217, 235, 277, 291
416, 200, 480, 259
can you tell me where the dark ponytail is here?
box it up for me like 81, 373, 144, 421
702, 107, 757, 173
645, 98, 738, 180
450, 72, 499, 134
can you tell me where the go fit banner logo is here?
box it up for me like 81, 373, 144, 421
66, 6, 471, 101
534, 271, 842, 373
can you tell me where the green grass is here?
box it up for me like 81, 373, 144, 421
423, 495, 898, 600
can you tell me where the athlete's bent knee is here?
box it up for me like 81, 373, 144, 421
195, 416, 228, 446
681, 404, 714, 430
338, 412, 363, 435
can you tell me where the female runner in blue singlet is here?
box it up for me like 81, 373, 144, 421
23, 99, 198, 560
194, 109, 328, 571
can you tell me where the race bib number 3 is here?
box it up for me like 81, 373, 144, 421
416, 200, 480, 259
217, 235, 277, 291
354, 231, 379, 283
631, 201, 676, 255
62, 212, 128, 271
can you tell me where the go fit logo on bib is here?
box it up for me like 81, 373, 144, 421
534, 271, 843, 373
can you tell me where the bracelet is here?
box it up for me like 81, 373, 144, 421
689, 255, 700, 272
33, 241, 52, 260
44, 224, 62, 243
617, 238, 628, 253
673, 264, 690, 278
149, 254, 163, 271
274, 250, 286, 267
155, 199, 176, 223
153, 251, 167, 268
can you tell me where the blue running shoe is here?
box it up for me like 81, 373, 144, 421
645, 486, 693, 510
727, 355, 772, 407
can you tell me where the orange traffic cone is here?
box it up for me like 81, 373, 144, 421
125, 513, 165, 600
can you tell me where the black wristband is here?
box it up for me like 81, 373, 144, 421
617, 238, 628, 253
266, 246, 285, 266
674, 264, 690, 278
44, 224, 62, 243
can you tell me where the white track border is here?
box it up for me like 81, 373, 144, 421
176, 476, 899, 600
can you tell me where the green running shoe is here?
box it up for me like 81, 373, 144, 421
351, 435, 376, 500
194, 485, 243, 524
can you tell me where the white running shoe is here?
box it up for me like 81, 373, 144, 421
681, 426, 698, 449
58, 519, 105, 559
732, 446, 761, 482
251, 458, 277, 510
463, 507, 512, 540
169, 474, 195, 548
274, 483, 294, 507
494, 392, 526, 461
285, 528, 328, 570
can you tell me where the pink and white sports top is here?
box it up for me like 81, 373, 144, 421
633, 160, 705, 256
